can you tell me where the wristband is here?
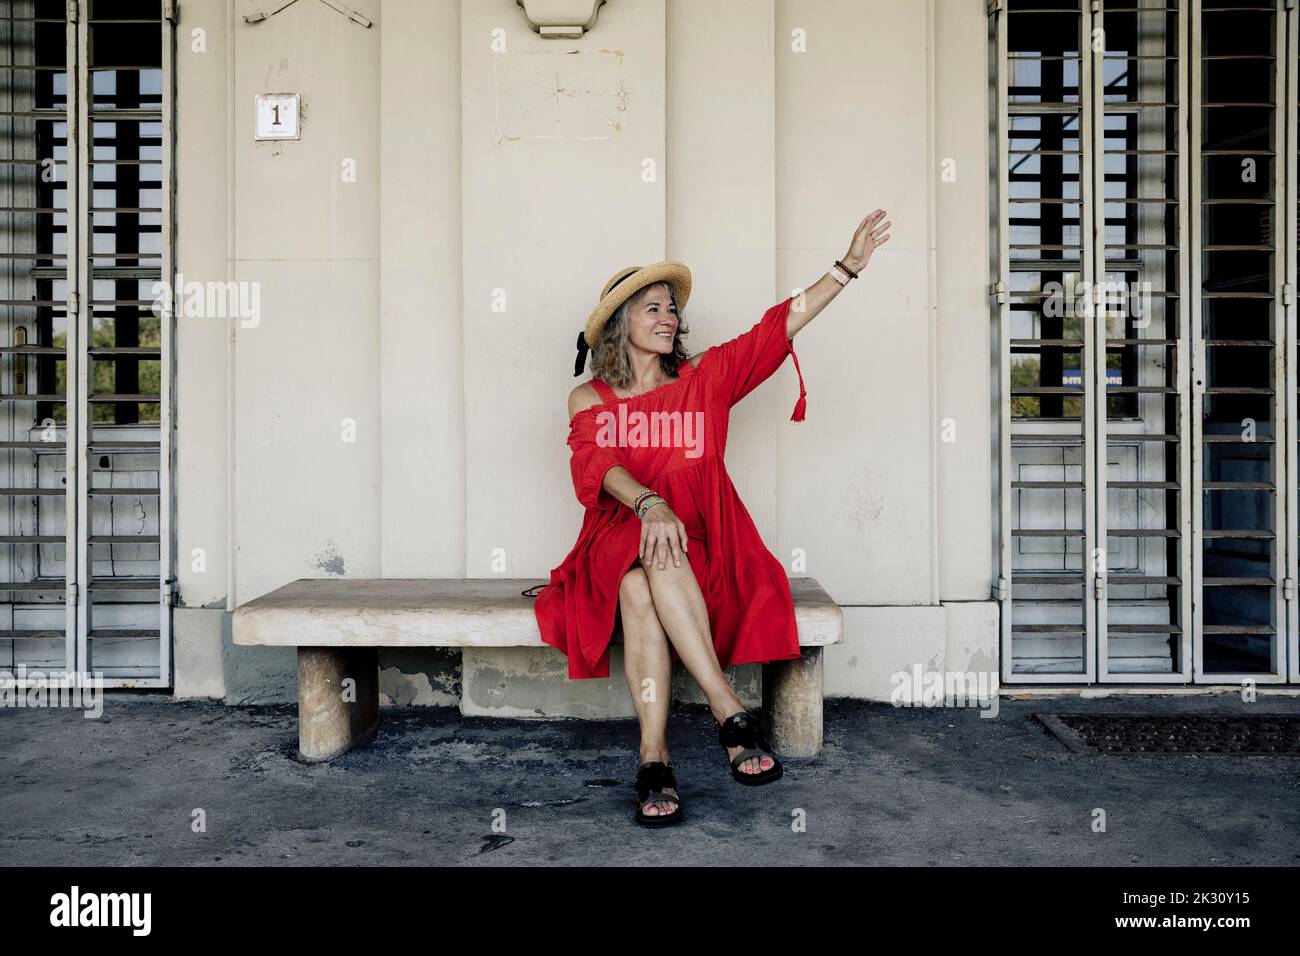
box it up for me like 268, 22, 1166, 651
636, 497, 664, 518
828, 264, 850, 287
635, 495, 666, 519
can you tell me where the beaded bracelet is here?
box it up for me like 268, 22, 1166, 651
635, 495, 666, 519
636, 496, 664, 518
632, 489, 657, 511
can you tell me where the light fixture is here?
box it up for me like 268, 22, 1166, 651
516, 0, 606, 38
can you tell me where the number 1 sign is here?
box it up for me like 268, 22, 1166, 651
255, 93, 301, 141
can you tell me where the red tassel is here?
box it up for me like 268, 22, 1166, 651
788, 342, 808, 422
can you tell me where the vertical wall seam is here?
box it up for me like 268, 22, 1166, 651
459, 0, 470, 577
926, 0, 940, 608
376, 13, 384, 577
225, 0, 237, 611
767, 0, 779, 547
456, 0, 468, 577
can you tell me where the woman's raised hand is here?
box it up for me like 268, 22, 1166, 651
639, 501, 689, 570
843, 209, 892, 274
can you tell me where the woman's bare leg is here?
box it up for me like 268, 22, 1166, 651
618, 566, 678, 816
635, 556, 774, 775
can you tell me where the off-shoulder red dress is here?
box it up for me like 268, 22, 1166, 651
533, 295, 809, 680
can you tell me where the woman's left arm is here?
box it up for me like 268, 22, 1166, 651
786, 209, 892, 339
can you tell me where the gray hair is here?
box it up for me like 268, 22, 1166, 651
590, 281, 690, 389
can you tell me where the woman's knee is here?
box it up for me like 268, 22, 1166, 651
634, 552, 693, 582
619, 565, 655, 617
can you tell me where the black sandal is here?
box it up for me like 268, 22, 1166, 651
717, 711, 783, 786
634, 761, 683, 827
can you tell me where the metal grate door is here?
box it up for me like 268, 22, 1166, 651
1288, 0, 1300, 684
0, 0, 172, 687
1191, 0, 1287, 682
995, 0, 1104, 680
993, 0, 1296, 683
0, 0, 79, 680
1095, 0, 1192, 682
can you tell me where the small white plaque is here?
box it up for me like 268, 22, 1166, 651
255, 93, 300, 141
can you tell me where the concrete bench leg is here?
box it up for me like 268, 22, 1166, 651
297, 647, 379, 762
762, 646, 824, 757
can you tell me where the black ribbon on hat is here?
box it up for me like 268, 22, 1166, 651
575, 270, 639, 377
574, 331, 590, 377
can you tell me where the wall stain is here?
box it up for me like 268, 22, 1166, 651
839, 465, 887, 532
313, 540, 345, 576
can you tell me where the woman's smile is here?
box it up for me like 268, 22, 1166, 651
641, 320, 677, 351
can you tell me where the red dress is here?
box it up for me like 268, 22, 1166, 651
534, 295, 809, 680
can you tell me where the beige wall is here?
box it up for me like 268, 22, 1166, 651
380, 0, 466, 578
174, 2, 230, 612
173, 0, 996, 704
775, 0, 934, 606
461, 0, 667, 577
231, 0, 383, 602
667, 0, 779, 539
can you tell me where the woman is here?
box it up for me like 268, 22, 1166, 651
531, 210, 891, 826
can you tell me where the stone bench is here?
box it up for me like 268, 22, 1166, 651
232, 577, 843, 762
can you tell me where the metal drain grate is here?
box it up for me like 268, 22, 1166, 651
1035, 714, 1300, 756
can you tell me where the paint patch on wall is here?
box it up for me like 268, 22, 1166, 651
494, 50, 626, 142
839, 465, 887, 532
312, 539, 346, 576
378, 648, 462, 707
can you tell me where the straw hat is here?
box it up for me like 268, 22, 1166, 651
574, 261, 692, 376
